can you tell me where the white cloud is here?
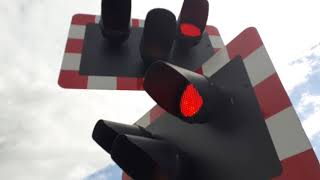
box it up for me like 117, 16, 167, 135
208, 0, 320, 95
311, 42, 320, 54
212, 0, 320, 62
67, 165, 97, 180
0, 136, 7, 147
297, 93, 320, 113
303, 110, 320, 139
276, 42, 320, 93
298, 93, 320, 138
85, 165, 122, 180
277, 57, 313, 93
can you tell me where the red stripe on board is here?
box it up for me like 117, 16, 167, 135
65, 39, 84, 53
205, 26, 220, 36
71, 14, 96, 25
58, 70, 88, 89
122, 172, 132, 180
273, 149, 320, 180
131, 19, 140, 27
117, 77, 144, 90
150, 105, 166, 123
226, 27, 263, 60
195, 67, 203, 75
254, 73, 291, 119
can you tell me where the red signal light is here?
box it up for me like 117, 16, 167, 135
180, 23, 201, 37
180, 84, 203, 117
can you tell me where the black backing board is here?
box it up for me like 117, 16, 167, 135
79, 24, 214, 77
146, 57, 282, 180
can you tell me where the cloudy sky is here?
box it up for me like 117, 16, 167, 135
0, 0, 319, 179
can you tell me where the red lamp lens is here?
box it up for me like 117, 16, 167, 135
180, 84, 203, 117
180, 23, 201, 37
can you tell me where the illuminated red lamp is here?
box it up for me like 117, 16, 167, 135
180, 23, 201, 37
180, 84, 203, 117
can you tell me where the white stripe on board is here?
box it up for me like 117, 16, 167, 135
134, 111, 151, 128
244, 45, 276, 86
61, 53, 81, 70
209, 35, 224, 49
87, 76, 117, 89
95, 15, 101, 24
139, 20, 145, 27
266, 106, 312, 160
68, 25, 86, 39
202, 47, 230, 77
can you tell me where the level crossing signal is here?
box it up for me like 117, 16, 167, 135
92, 0, 283, 179
58, 0, 320, 179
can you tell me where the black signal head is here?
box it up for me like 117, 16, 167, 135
176, 0, 209, 48
111, 134, 182, 180
92, 120, 151, 153
140, 8, 177, 67
144, 61, 229, 124
100, 0, 131, 44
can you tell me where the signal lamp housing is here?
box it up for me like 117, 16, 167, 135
99, 0, 132, 44
140, 8, 177, 67
92, 120, 151, 153
111, 134, 183, 180
176, 0, 209, 48
92, 120, 187, 180
144, 61, 229, 123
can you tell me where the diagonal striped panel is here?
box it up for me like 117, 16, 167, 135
134, 27, 320, 179
59, 14, 224, 91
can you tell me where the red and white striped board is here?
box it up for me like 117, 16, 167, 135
58, 14, 224, 90
131, 28, 320, 180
